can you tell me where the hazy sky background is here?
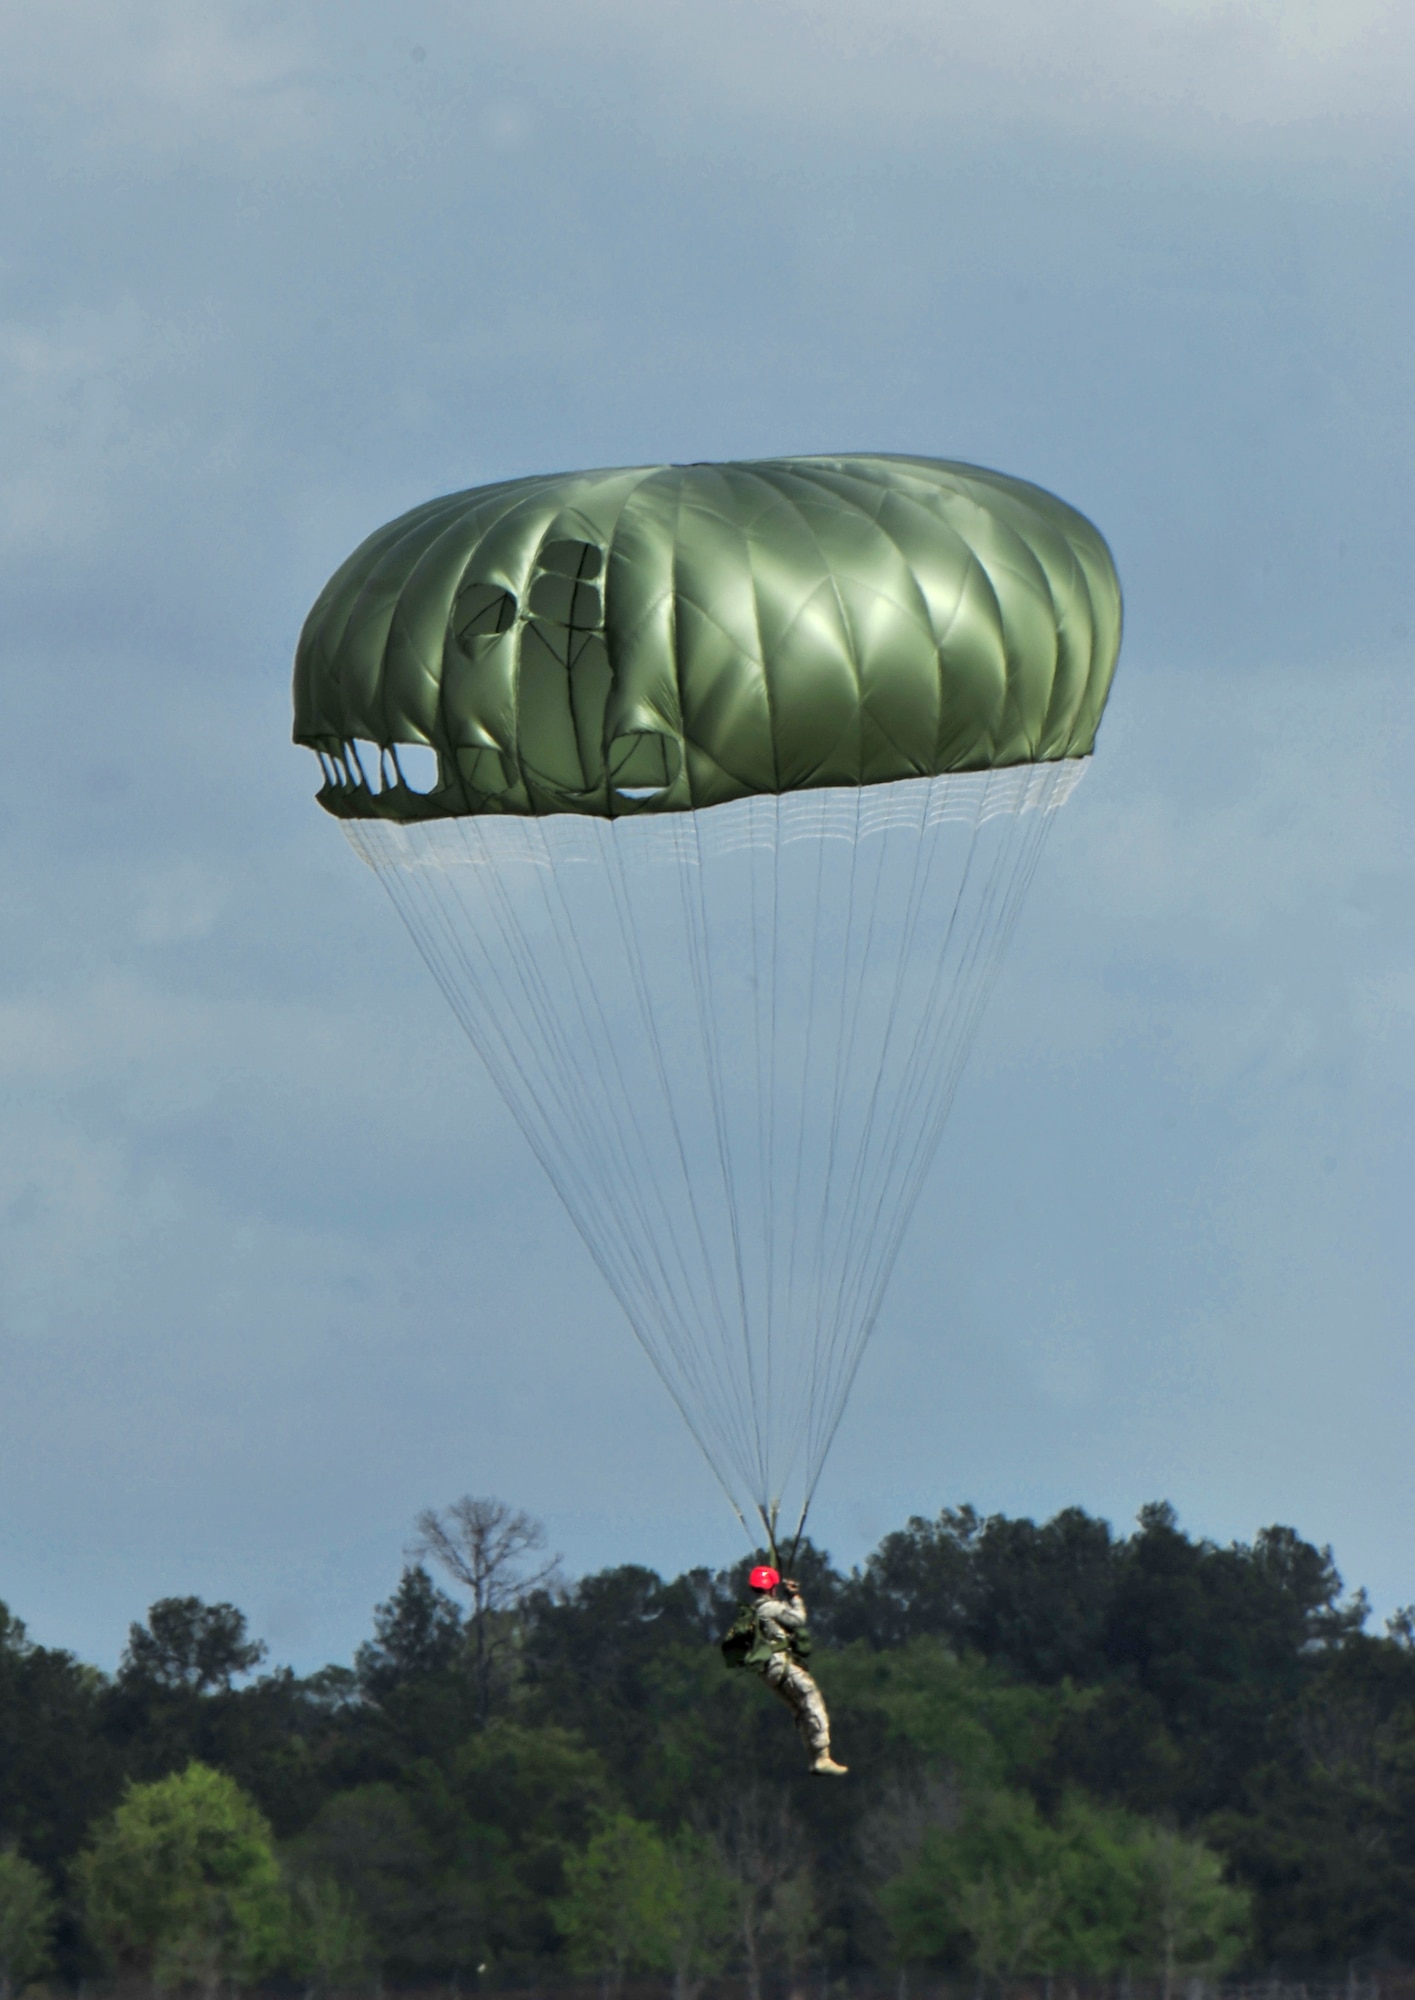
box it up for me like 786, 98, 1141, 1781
2, 0, 1412, 1673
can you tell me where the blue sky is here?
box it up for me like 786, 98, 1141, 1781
1, 0, 1412, 1672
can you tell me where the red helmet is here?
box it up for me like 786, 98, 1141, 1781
749, 1565, 780, 1591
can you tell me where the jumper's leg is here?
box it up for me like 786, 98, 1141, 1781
763, 1657, 847, 1774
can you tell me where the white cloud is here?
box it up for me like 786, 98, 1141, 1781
134, 861, 227, 944
0, 300, 231, 556
3, 0, 1410, 174
0, 0, 326, 159
975, 653, 1415, 1100
465, 0, 1415, 151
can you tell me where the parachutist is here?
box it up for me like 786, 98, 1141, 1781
722, 1565, 847, 1775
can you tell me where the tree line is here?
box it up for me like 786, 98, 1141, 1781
4, 1496, 1415, 1997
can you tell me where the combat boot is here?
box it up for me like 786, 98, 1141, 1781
811, 1753, 848, 1775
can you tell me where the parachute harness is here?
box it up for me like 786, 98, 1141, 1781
345, 763, 1081, 1542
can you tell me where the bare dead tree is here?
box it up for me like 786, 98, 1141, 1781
411, 1496, 560, 1725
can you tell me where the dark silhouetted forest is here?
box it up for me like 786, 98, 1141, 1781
5, 1498, 1415, 1997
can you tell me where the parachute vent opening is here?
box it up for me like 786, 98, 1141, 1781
343, 762, 1082, 1537
529, 573, 601, 628
391, 743, 440, 794
609, 731, 676, 801
320, 740, 443, 800
526, 539, 606, 637
347, 740, 383, 791
454, 583, 518, 644
538, 539, 603, 580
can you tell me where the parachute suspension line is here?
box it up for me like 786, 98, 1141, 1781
792, 766, 1073, 1521
354, 823, 644, 1338
818, 781, 1008, 1389
749, 794, 790, 1526
421, 822, 760, 1524
352, 818, 748, 1514
860, 770, 1064, 1325
355, 823, 615, 1232
759, 796, 781, 1495
742, 804, 774, 1504
344, 762, 1085, 1540
604, 826, 773, 1507
794, 787, 866, 1497
832, 769, 1067, 1430
797, 775, 971, 1501
597, 824, 764, 1497
791, 790, 906, 1507
683, 806, 769, 1503
767, 793, 827, 1515
758, 1499, 781, 1572
533, 811, 760, 1508
783, 1497, 811, 1577
528, 830, 732, 1442
792, 783, 987, 1516
461, 818, 702, 1381
782, 817, 832, 1392
565, 823, 769, 1509
885, 780, 1061, 1254
846, 792, 1050, 1434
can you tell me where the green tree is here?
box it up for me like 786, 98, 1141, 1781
830, 1637, 1056, 1787
349, 1568, 475, 1766
451, 1720, 610, 1967
660, 1831, 737, 2000
285, 1873, 375, 1999
120, 1600, 267, 1694
291, 1779, 492, 1982
0, 1847, 56, 2000
1130, 1826, 1249, 2000
0, 1604, 112, 1882
556, 1813, 678, 1996
286, 1784, 451, 1978
1203, 1629, 1415, 1961
883, 1785, 1247, 1992
769, 1866, 819, 1999
882, 1787, 1063, 1982
354, 1567, 463, 1703
1052, 1797, 1164, 1977
710, 1784, 807, 2000
78, 1762, 288, 1997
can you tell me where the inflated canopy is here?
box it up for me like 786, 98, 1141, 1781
293, 453, 1121, 820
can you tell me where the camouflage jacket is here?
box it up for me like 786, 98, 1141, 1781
721, 1589, 813, 1672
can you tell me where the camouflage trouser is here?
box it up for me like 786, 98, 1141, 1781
762, 1653, 831, 1758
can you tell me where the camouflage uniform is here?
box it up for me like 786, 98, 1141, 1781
751, 1588, 832, 1761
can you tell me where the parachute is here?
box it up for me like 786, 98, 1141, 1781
293, 454, 1121, 1557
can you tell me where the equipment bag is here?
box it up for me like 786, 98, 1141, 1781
721, 1605, 757, 1671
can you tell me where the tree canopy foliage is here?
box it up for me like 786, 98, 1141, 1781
77, 1763, 287, 1995
3, 1496, 1412, 1990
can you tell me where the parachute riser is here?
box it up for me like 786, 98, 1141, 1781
783, 1501, 809, 1578
757, 1500, 781, 1573
756, 1498, 810, 1579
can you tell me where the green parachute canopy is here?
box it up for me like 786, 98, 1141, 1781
295, 454, 1121, 1556
293, 454, 1120, 822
